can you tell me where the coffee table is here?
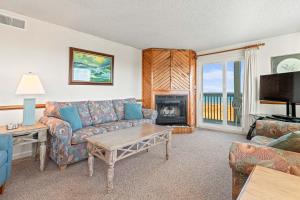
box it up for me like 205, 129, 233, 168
86, 124, 172, 192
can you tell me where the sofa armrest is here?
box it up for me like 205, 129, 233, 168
0, 134, 13, 180
40, 116, 73, 166
256, 120, 300, 139
40, 116, 72, 146
229, 142, 300, 176
142, 109, 158, 123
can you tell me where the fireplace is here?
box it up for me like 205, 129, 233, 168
155, 95, 188, 125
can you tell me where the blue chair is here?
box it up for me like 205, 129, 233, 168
0, 134, 13, 194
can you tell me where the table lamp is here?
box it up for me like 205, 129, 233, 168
16, 72, 45, 126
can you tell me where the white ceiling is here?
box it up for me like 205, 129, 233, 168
1, 0, 300, 51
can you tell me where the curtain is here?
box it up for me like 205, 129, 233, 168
243, 48, 259, 133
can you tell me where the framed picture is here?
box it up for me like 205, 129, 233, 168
69, 47, 114, 85
271, 53, 300, 74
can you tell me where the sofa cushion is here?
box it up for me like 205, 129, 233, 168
112, 98, 136, 120
71, 126, 107, 145
0, 151, 7, 167
127, 119, 153, 126
124, 103, 143, 120
95, 121, 132, 132
59, 106, 83, 131
267, 131, 300, 153
88, 100, 118, 124
44, 101, 93, 127
251, 136, 275, 145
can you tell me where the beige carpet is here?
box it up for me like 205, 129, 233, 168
2, 129, 246, 200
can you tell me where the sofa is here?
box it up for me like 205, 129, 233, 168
229, 120, 300, 200
40, 98, 157, 170
0, 134, 13, 194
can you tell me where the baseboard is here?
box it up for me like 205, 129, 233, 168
197, 124, 244, 135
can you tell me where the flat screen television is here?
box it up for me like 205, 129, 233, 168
260, 71, 300, 117
260, 71, 300, 103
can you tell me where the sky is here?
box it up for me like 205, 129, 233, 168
203, 61, 244, 93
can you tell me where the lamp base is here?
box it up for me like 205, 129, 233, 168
23, 98, 36, 126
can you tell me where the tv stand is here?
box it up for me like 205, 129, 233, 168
286, 102, 296, 117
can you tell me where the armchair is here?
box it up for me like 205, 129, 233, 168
229, 120, 300, 200
0, 134, 13, 194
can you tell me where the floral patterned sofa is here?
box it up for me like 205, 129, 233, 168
229, 120, 300, 200
40, 98, 157, 170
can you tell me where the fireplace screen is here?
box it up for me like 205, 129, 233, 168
155, 95, 187, 125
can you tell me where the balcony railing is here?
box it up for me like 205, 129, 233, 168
203, 93, 242, 126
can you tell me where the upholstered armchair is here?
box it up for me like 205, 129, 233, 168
0, 134, 13, 194
229, 120, 300, 200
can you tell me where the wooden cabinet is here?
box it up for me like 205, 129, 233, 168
142, 48, 196, 127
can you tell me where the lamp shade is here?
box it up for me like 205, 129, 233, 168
16, 73, 45, 95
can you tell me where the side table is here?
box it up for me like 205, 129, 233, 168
237, 166, 300, 200
0, 123, 48, 171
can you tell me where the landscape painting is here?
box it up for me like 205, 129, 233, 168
69, 47, 114, 85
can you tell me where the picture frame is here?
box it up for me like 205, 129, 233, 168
69, 47, 114, 85
271, 53, 300, 74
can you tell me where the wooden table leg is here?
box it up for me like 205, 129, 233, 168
166, 132, 171, 160
107, 163, 115, 192
40, 141, 46, 171
0, 184, 5, 194
88, 153, 94, 177
106, 150, 116, 193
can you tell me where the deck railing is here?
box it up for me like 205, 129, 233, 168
203, 93, 241, 126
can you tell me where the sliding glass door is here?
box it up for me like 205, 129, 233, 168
202, 63, 224, 124
200, 60, 244, 128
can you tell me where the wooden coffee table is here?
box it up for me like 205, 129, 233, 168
86, 124, 172, 192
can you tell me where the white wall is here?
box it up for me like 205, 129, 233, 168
0, 9, 142, 159
197, 32, 300, 117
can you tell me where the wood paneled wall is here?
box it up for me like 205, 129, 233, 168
142, 48, 197, 127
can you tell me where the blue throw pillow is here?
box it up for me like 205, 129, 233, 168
59, 106, 83, 131
124, 103, 143, 120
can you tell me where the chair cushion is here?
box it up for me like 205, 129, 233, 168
59, 106, 83, 131
256, 120, 300, 139
127, 119, 153, 126
251, 136, 275, 145
267, 131, 300, 153
71, 126, 107, 145
88, 100, 118, 124
112, 98, 136, 120
124, 103, 143, 120
0, 151, 7, 168
44, 101, 93, 127
95, 121, 132, 132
